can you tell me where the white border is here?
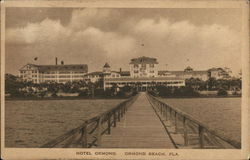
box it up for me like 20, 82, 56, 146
1, 0, 249, 160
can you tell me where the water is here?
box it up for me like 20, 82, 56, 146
159, 97, 241, 143
5, 97, 241, 148
5, 99, 125, 148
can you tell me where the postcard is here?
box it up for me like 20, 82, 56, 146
1, 0, 249, 160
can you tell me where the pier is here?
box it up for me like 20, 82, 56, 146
100, 92, 175, 148
41, 92, 240, 149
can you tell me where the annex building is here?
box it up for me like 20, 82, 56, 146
19, 62, 88, 83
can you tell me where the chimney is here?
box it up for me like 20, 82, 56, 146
61, 61, 64, 65
55, 57, 58, 65
120, 68, 122, 73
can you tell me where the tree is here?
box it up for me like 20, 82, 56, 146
207, 77, 217, 90
217, 88, 228, 96
185, 78, 203, 91
119, 85, 133, 97
61, 82, 71, 93
5, 74, 23, 97
104, 88, 113, 97
155, 85, 172, 97
47, 82, 60, 97
110, 83, 119, 96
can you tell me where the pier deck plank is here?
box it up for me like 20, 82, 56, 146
100, 92, 175, 148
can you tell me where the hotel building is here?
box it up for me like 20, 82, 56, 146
129, 57, 158, 78
19, 63, 88, 83
103, 57, 186, 90
208, 67, 232, 79
158, 66, 209, 81
19, 56, 232, 90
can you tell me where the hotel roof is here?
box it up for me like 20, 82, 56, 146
170, 71, 208, 75
120, 71, 130, 76
84, 71, 130, 77
20, 64, 88, 72
208, 67, 224, 71
84, 71, 105, 76
105, 76, 185, 82
129, 56, 158, 64
158, 70, 208, 76
103, 63, 111, 68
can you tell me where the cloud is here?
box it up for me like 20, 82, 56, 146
130, 18, 240, 74
6, 18, 71, 45
5, 9, 241, 75
5, 11, 136, 72
6, 13, 136, 58
69, 9, 111, 31
72, 26, 136, 58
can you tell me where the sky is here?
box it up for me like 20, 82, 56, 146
5, 8, 242, 75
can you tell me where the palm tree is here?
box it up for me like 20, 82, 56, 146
207, 77, 217, 90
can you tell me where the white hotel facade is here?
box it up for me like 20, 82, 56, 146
102, 56, 185, 90
19, 63, 88, 83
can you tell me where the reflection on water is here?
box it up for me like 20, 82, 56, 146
5, 99, 124, 147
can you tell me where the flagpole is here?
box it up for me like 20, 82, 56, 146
186, 58, 190, 67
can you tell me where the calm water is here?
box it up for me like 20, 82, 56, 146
159, 98, 241, 143
5, 97, 241, 148
5, 99, 124, 147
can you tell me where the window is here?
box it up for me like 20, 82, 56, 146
59, 75, 70, 78
141, 64, 146, 69
134, 70, 139, 73
73, 75, 84, 78
134, 64, 139, 68
150, 64, 154, 68
74, 71, 84, 74
59, 71, 70, 74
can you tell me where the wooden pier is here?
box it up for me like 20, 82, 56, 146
100, 92, 175, 148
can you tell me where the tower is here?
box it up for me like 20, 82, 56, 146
103, 62, 111, 73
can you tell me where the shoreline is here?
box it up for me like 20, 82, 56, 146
158, 95, 241, 99
5, 94, 241, 101
5, 96, 129, 101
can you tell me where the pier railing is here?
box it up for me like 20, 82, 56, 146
147, 93, 241, 149
41, 95, 138, 148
